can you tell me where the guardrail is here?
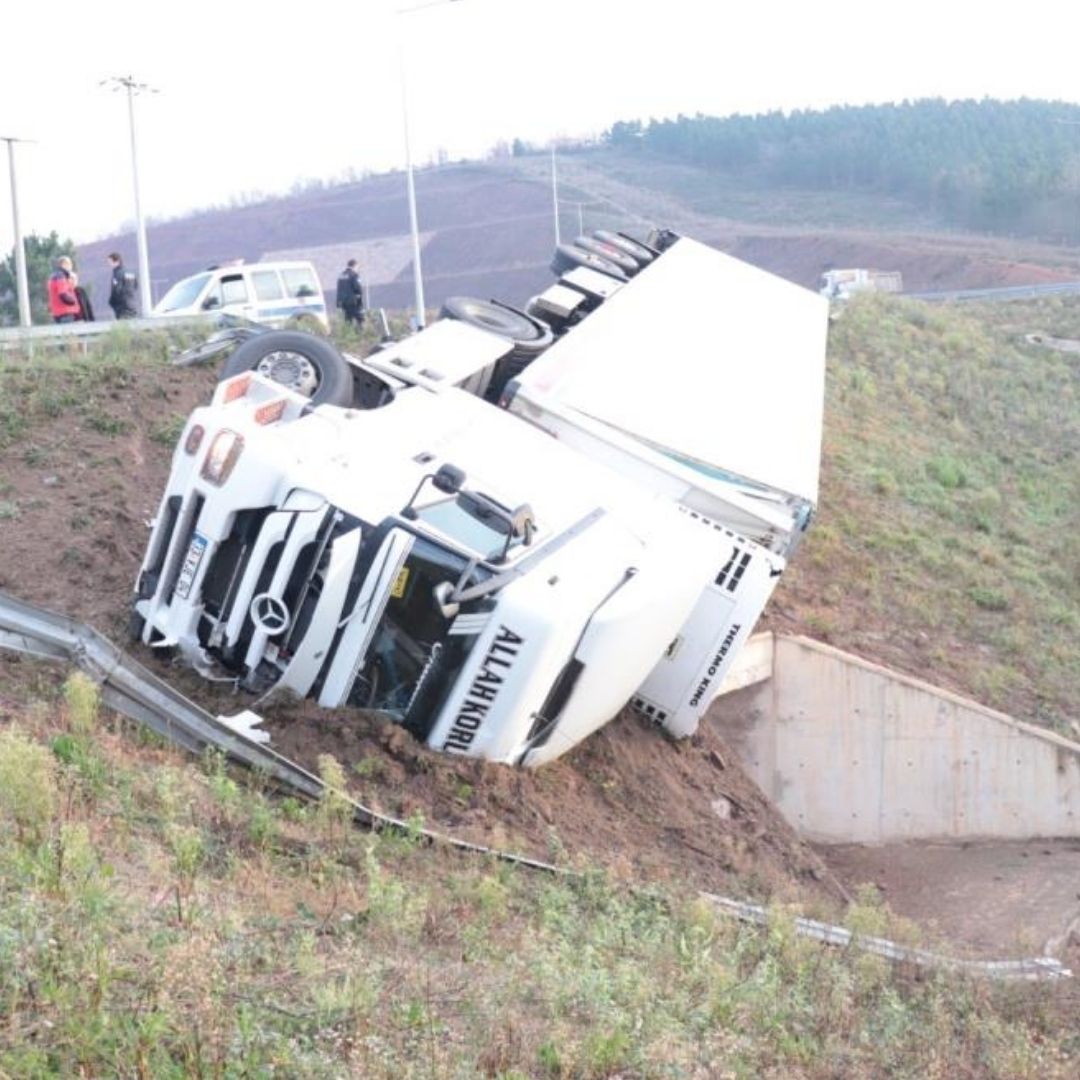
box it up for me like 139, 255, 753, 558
905, 280, 1080, 303
0, 312, 217, 354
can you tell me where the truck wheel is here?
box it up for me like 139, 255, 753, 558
573, 235, 641, 276
550, 243, 628, 282
439, 297, 553, 355
220, 330, 354, 406
591, 230, 656, 268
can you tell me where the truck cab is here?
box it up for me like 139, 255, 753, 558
132, 229, 829, 765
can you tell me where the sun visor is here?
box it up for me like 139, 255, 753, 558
513, 238, 829, 504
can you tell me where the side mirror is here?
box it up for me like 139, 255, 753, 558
202, 296, 221, 310
510, 503, 536, 545
402, 462, 466, 519
433, 464, 465, 494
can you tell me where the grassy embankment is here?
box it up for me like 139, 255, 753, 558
776, 292, 1080, 731
2, 309, 1080, 1074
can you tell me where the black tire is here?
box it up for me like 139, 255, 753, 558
591, 229, 656, 267
439, 296, 553, 355
573, 235, 640, 276
220, 330, 354, 406
550, 243, 628, 281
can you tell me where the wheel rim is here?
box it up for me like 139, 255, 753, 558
256, 350, 319, 396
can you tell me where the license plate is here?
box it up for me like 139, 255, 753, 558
174, 532, 208, 600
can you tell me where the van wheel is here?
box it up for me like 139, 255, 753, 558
220, 330, 354, 406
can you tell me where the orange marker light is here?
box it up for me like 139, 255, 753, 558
223, 374, 252, 403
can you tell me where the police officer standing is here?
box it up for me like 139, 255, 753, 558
107, 253, 139, 319
336, 258, 365, 328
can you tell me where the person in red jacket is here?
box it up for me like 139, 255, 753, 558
47, 256, 81, 323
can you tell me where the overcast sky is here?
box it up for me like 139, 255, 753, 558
3, 0, 1080, 251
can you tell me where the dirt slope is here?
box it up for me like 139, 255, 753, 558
0, 349, 841, 907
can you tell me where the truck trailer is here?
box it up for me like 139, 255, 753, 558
131, 230, 828, 766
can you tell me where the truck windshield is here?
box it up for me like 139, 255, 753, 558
353, 534, 485, 737
413, 495, 525, 562
156, 273, 212, 313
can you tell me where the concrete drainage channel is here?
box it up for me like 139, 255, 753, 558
712, 632, 1080, 970
0, 591, 1071, 981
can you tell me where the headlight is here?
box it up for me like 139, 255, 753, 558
201, 430, 244, 486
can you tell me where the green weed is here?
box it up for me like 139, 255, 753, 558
0, 728, 57, 843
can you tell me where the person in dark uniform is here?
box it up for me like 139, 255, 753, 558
336, 258, 365, 327
107, 253, 139, 319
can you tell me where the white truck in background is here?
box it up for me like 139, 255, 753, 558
820, 267, 903, 300
131, 229, 828, 766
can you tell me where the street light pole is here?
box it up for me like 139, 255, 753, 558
551, 144, 561, 246
1, 135, 33, 328
396, 0, 463, 330
103, 75, 157, 316
397, 40, 426, 329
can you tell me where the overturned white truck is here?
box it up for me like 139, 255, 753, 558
131, 230, 828, 766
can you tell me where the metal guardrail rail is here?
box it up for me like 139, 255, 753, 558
0, 589, 1070, 981
0, 313, 217, 353
705, 896, 1072, 981
905, 280, 1080, 303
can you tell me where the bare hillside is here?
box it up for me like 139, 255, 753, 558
75, 152, 1080, 318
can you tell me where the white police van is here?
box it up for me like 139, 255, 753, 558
153, 260, 329, 331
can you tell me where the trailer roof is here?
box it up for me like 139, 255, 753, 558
513, 237, 829, 504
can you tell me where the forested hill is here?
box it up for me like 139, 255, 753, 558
606, 99, 1080, 240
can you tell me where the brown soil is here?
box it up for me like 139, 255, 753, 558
0, 351, 843, 907
724, 228, 1080, 293
820, 840, 1080, 960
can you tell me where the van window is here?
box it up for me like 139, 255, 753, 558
252, 270, 284, 302
220, 274, 249, 306
157, 272, 212, 313
282, 267, 319, 299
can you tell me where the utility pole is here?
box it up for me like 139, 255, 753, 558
551, 144, 561, 246
396, 0, 463, 329
1, 135, 33, 327
102, 76, 157, 316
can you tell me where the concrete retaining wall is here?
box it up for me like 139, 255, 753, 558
713, 634, 1080, 843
